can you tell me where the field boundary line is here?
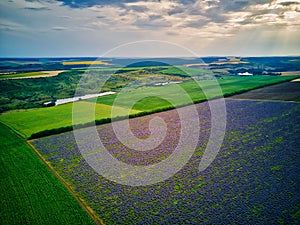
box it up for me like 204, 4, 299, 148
26, 140, 105, 225
226, 98, 300, 103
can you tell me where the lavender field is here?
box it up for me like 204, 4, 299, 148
31, 99, 300, 224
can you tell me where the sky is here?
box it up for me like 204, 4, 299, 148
0, 0, 299, 57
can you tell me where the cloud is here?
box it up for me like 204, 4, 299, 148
0, 19, 26, 31
235, 0, 300, 28
1, 0, 300, 57
52, 0, 134, 8
20, 0, 297, 33
279, 1, 300, 6
60, 15, 72, 19
23, 6, 50, 10
52, 26, 68, 30
126, 5, 148, 13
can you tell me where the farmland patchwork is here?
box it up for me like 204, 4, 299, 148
30, 99, 300, 224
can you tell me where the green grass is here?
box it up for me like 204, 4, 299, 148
270, 165, 283, 171
0, 71, 46, 79
0, 75, 297, 139
0, 123, 97, 225
158, 66, 211, 77
95, 75, 298, 111
0, 101, 141, 139
81, 66, 170, 73
80, 65, 209, 76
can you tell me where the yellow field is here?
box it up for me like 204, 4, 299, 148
209, 61, 249, 65
281, 71, 300, 76
184, 63, 209, 67
62, 61, 110, 65
0, 70, 65, 80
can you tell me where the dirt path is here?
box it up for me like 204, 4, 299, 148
229, 79, 300, 101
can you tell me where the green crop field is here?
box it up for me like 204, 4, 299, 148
0, 71, 46, 79
95, 75, 298, 110
0, 101, 141, 139
158, 66, 212, 77
96, 66, 170, 72
0, 123, 97, 225
0, 72, 299, 224
0, 75, 297, 140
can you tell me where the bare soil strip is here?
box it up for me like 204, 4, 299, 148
230, 80, 300, 101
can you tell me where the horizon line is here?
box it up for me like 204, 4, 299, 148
0, 55, 300, 59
